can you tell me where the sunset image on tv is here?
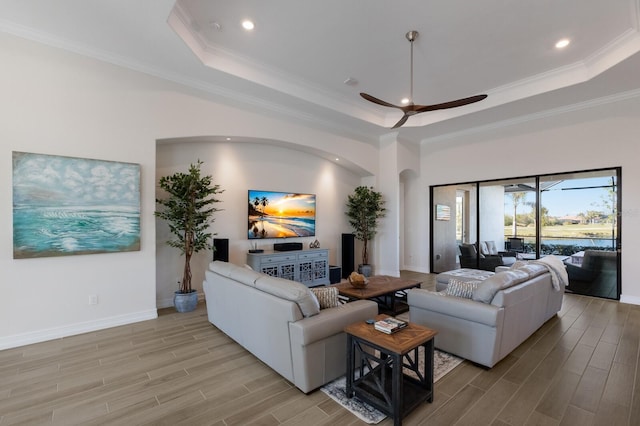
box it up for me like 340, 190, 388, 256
248, 190, 316, 239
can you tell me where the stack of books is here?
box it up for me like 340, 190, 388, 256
374, 317, 408, 334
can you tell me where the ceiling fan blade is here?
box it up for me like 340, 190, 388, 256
414, 94, 488, 113
391, 114, 409, 129
360, 92, 401, 109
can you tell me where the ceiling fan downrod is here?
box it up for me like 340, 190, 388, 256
407, 30, 418, 106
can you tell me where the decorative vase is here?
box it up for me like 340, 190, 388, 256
358, 264, 373, 277
174, 290, 198, 313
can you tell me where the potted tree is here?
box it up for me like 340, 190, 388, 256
345, 186, 386, 277
155, 160, 223, 312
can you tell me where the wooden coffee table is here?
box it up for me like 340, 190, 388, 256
331, 275, 421, 315
345, 314, 438, 426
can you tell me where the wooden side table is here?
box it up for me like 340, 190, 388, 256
344, 315, 438, 426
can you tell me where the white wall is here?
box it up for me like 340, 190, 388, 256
155, 141, 361, 307
420, 95, 640, 304
479, 185, 507, 249
0, 33, 370, 349
2, 29, 640, 350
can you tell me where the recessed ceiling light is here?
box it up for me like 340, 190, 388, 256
242, 20, 255, 30
401, 98, 410, 105
555, 38, 570, 49
226, 137, 231, 141
335, 158, 340, 161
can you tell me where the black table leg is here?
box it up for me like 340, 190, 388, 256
346, 334, 354, 397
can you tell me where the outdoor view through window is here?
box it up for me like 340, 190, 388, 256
431, 168, 619, 299
505, 173, 618, 255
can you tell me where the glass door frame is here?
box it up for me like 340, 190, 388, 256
430, 167, 621, 300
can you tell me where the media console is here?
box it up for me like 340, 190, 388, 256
246, 248, 329, 287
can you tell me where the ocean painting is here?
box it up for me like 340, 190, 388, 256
12, 152, 141, 259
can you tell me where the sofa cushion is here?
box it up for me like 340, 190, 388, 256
459, 243, 477, 257
255, 275, 320, 317
310, 286, 340, 309
209, 260, 237, 277
210, 260, 262, 286
445, 278, 481, 299
472, 270, 530, 303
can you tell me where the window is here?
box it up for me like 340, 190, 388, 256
431, 168, 620, 299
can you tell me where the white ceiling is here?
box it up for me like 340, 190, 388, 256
1, 0, 639, 145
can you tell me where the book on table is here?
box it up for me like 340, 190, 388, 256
374, 317, 408, 334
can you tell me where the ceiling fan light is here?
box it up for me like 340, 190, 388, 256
401, 97, 410, 105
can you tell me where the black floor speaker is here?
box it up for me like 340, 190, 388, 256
341, 233, 355, 278
213, 238, 229, 262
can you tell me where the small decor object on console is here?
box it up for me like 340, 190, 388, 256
374, 317, 408, 334
309, 239, 320, 248
248, 242, 264, 253
348, 271, 368, 288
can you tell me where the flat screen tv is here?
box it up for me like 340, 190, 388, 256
248, 190, 316, 239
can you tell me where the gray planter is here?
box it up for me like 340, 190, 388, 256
174, 291, 198, 313
358, 264, 373, 277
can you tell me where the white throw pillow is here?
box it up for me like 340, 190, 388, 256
484, 241, 498, 255
480, 241, 489, 255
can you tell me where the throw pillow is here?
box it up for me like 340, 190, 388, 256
445, 278, 481, 299
484, 241, 498, 255
480, 241, 489, 255
310, 287, 340, 309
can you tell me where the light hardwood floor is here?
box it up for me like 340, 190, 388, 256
1, 272, 639, 425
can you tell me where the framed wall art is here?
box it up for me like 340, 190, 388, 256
12, 151, 141, 259
435, 204, 451, 221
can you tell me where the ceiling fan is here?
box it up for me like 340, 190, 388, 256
360, 31, 488, 129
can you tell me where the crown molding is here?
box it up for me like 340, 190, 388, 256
420, 88, 640, 145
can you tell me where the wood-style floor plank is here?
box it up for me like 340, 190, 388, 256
1, 272, 639, 425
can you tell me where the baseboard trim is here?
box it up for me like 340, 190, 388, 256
402, 265, 430, 273
0, 309, 158, 350
620, 294, 640, 306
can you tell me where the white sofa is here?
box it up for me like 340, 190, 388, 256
203, 261, 378, 393
407, 263, 565, 367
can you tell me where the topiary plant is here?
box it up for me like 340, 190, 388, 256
345, 186, 386, 268
155, 160, 223, 295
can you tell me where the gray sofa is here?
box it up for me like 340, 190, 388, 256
203, 261, 378, 393
407, 263, 565, 367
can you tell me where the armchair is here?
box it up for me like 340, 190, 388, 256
481, 240, 516, 266
459, 243, 505, 271
565, 250, 617, 297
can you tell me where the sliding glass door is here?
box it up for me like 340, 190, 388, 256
431, 168, 621, 299
539, 170, 619, 298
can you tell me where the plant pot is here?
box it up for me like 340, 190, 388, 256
358, 264, 373, 277
174, 290, 198, 313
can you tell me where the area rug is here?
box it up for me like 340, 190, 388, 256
320, 349, 463, 424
